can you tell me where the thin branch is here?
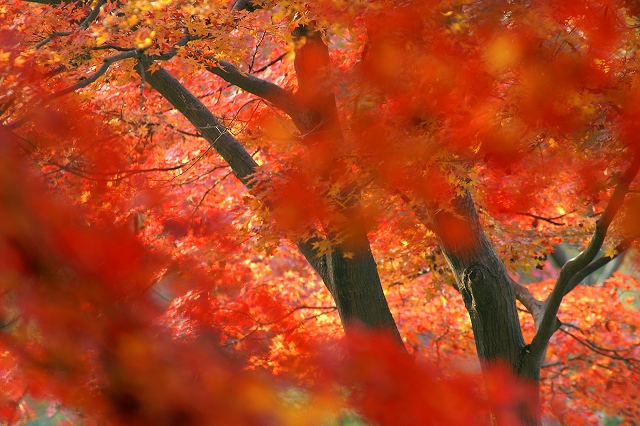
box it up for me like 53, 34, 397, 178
35, 31, 72, 49
191, 148, 257, 212
7, 50, 141, 130
145, 34, 192, 61
20, 0, 75, 4
531, 154, 640, 360
560, 326, 640, 367
0, 98, 15, 119
264, 305, 337, 327
191, 170, 234, 213
254, 53, 286, 74
35, 0, 107, 49
248, 31, 266, 73
90, 44, 137, 52
61, 163, 189, 179
138, 60, 146, 94
50, 50, 139, 97
219, 305, 336, 348
174, 128, 204, 138
517, 211, 573, 226
1, 315, 21, 329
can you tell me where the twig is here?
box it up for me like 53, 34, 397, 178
248, 31, 266, 73
560, 326, 640, 368
517, 211, 573, 226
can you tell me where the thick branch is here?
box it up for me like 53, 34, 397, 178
530, 155, 640, 361
139, 60, 258, 186
430, 190, 526, 366
138, 61, 327, 273
140, 58, 403, 344
204, 60, 301, 120
511, 279, 545, 329
231, 0, 261, 11
137, 61, 329, 276
77, 0, 105, 30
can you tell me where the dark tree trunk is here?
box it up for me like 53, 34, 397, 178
286, 26, 403, 343
429, 191, 541, 425
298, 219, 403, 342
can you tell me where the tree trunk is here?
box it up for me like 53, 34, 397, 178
298, 218, 403, 343
429, 191, 541, 425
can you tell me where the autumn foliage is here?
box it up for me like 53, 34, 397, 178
1, 0, 640, 425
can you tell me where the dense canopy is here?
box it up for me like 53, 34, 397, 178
1, 0, 640, 424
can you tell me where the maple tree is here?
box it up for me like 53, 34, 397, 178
1, 0, 640, 424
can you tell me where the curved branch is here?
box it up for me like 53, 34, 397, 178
531, 154, 640, 360
204, 59, 302, 123
78, 0, 106, 30
564, 235, 638, 295
50, 50, 139, 98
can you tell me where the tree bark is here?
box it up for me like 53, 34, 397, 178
428, 191, 541, 425
298, 219, 402, 340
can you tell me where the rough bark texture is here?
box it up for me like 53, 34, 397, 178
429, 191, 540, 424
298, 222, 402, 340
431, 192, 526, 364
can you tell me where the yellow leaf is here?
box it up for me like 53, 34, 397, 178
604, 246, 617, 258
147, 62, 161, 74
